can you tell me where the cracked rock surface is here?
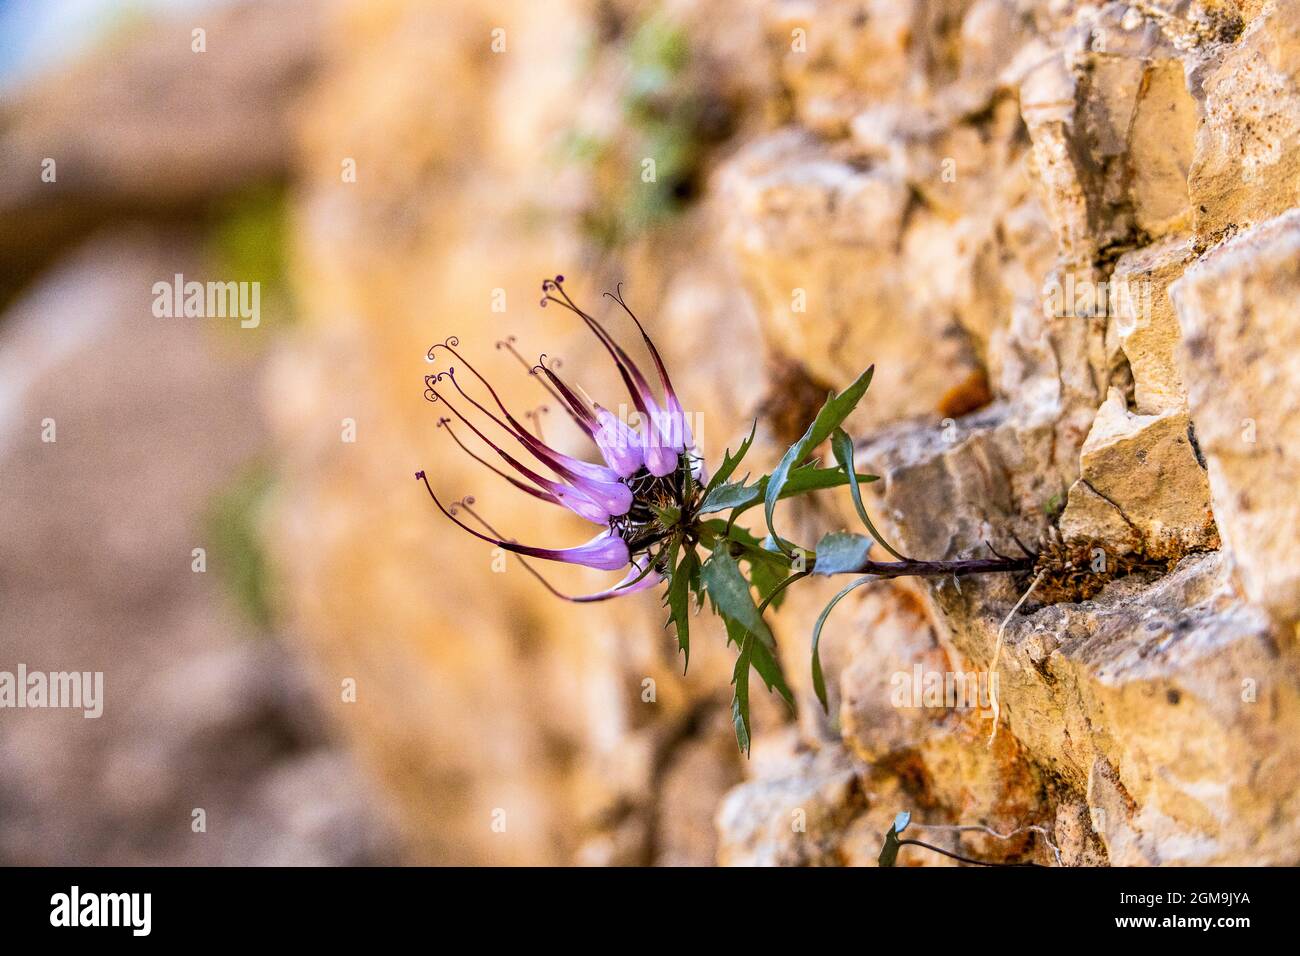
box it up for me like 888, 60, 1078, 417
242, 0, 1300, 864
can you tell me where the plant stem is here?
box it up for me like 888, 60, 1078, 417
821, 556, 1033, 579
895, 839, 1043, 867
756, 570, 809, 615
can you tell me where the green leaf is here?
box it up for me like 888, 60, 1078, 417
730, 634, 753, 755
665, 545, 697, 670
765, 366, 875, 554
698, 464, 877, 516
650, 502, 682, 527
722, 523, 793, 569
749, 632, 795, 711
831, 428, 908, 561
811, 575, 874, 712
699, 479, 761, 514
726, 615, 793, 710
878, 824, 902, 868
701, 544, 775, 651
687, 553, 704, 610
700, 421, 756, 503
812, 531, 873, 575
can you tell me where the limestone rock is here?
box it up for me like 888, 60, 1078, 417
719, 130, 981, 426
1057, 388, 1218, 559
1110, 235, 1196, 415
837, 586, 948, 763
765, 0, 914, 137
1171, 208, 1300, 626
957, 548, 1300, 865
1127, 59, 1198, 237
715, 737, 862, 866
1189, 3, 1300, 244
1058, 479, 1142, 554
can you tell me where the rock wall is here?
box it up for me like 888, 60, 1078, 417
273, 0, 1300, 864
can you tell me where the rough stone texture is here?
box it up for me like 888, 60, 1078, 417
719, 130, 985, 426
714, 734, 862, 866
1189, 2, 1300, 243
1057, 387, 1219, 559
61, 0, 1289, 865
709, 0, 1300, 866
1110, 234, 1196, 415
11, 0, 1299, 866
1171, 209, 1300, 629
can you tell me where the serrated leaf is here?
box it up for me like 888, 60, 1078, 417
812, 531, 873, 575
688, 554, 703, 610
764, 366, 875, 553
831, 427, 907, 561
811, 574, 874, 712
700, 420, 756, 503
698, 464, 877, 516
749, 631, 795, 711
650, 502, 682, 527
699, 478, 761, 513
726, 615, 793, 710
730, 634, 753, 756
701, 543, 775, 651
666, 546, 696, 670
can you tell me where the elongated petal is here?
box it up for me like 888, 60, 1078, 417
438, 418, 560, 505
553, 485, 613, 524
661, 395, 694, 452
427, 380, 610, 523
593, 406, 645, 478
452, 500, 654, 603
531, 530, 631, 571
498, 336, 598, 434
435, 349, 620, 485
569, 558, 663, 602
641, 398, 679, 477
605, 283, 686, 415
433, 365, 628, 516
417, 472, 628, 569
567, 473, 633, 517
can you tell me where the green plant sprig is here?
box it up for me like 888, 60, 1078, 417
654, 366, 1032, 753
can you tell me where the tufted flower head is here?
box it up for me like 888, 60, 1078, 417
416, 276, 699, 601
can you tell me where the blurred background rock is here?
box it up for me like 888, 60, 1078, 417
3, 0, 1300, 866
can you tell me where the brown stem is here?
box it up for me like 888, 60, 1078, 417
820, 556, 1033, 578
896, 838, 1043, 867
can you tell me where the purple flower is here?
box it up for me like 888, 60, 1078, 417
417, 276, 697, 601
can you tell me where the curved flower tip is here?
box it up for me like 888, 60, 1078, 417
643, 436, 679, 477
